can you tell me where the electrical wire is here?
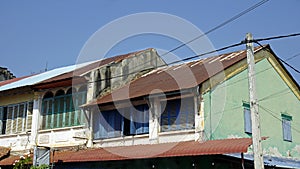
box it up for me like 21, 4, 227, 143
90, 0, 270, 83
255, 41, 300, 73
161, 0, 269, 57
259, 105, 300, 134
87, 32, 300, 83
85, 41, 245, 83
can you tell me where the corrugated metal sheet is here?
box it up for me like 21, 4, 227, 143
87, 46, 265, 106
0, 62, 93, 92
0, 154, 33, 166
52, 138, 253, 163
0, 146, 10, 159
35, 48, 152, 88
0, 75, 33, 87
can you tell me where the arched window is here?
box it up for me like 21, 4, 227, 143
41, 88, 86, 130
42, 91, 54, 129
54, 90, 65, 128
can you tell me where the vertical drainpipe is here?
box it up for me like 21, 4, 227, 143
31, 92, 42, 166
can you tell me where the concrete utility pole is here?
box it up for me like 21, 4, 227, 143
246, 33, 264, 169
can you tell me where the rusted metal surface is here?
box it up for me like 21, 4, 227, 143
86, 46, 265, 106
53, 138, 253, 163
33, 48, 155, 89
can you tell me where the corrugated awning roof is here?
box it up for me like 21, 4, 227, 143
0, 154, 33, 166
0, 147, 10, 160
85, 46, 265, 106
53, 138, 253, 163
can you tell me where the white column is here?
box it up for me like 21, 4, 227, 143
31, 92, 42, 147
86, 71, 96, 148
86, 107, 94, 148
195, 96, 205, 142
149, 97, 160, 144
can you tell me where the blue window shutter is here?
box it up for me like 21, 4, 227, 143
129, 108, 136, 135
98, 111, 109, 139
282, 117, 292, 142
144, 106, 149, 133
244, 108, 252, 134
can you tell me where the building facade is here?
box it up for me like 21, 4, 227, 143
0, 46, 299, 169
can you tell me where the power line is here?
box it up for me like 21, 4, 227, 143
259, 105, 300, 134
212, 50, 300, 90
86, 41, 245, 83
245, 32, 300, 43
101, 0, 270, 81
255, 41, 300, 73
82, 32, 300, 84
161, 0, 269, 57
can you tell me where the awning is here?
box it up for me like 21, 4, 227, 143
53, 138, 253, 163
0, 146, 10, 159
0, 155, 21, 166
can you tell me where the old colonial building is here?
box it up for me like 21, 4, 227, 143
0, 46, 299, 169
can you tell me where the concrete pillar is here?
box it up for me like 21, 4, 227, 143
87, 70, 96, 102
86, 71, 96, 148
195, 96, 205, 142
149, 97, 160, 144
31, 92, 42, 147
86, 108, 94, 148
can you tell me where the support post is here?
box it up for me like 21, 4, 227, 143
31, 92, 42, 167
149, 97, 160, 144
246, 33, 264, 169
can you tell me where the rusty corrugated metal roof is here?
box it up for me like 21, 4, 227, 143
0, 75, 34, 87
33, 48, 154, 89
53, 138, 253, 163
87, 46, 265, 106
0, 154, 33, 166
0, 147, 10, 160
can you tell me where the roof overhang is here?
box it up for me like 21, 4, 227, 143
53, 138, 253, 163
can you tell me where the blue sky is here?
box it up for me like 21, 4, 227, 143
0, 1, 299, 84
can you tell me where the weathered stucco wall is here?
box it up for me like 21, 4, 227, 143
0, 92, 34, 106
203, 57, 300, 159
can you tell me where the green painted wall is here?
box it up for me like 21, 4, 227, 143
203, 58, 300, 159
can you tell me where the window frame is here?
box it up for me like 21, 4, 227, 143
243, 102, 252, 134
94, 104, 149, 139
160, 97, 195, 132
281, 114, 292, 142
41, 87, 87, 130
0, 101, 33, 135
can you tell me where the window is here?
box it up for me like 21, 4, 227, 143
94, 105, 149, 139
282, 114, 292, 142
0, 102, 33, 135
129, 105, 149, 135
160, 97, 194, 132
243, 102, 252, 134
41, 86, 87, 130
